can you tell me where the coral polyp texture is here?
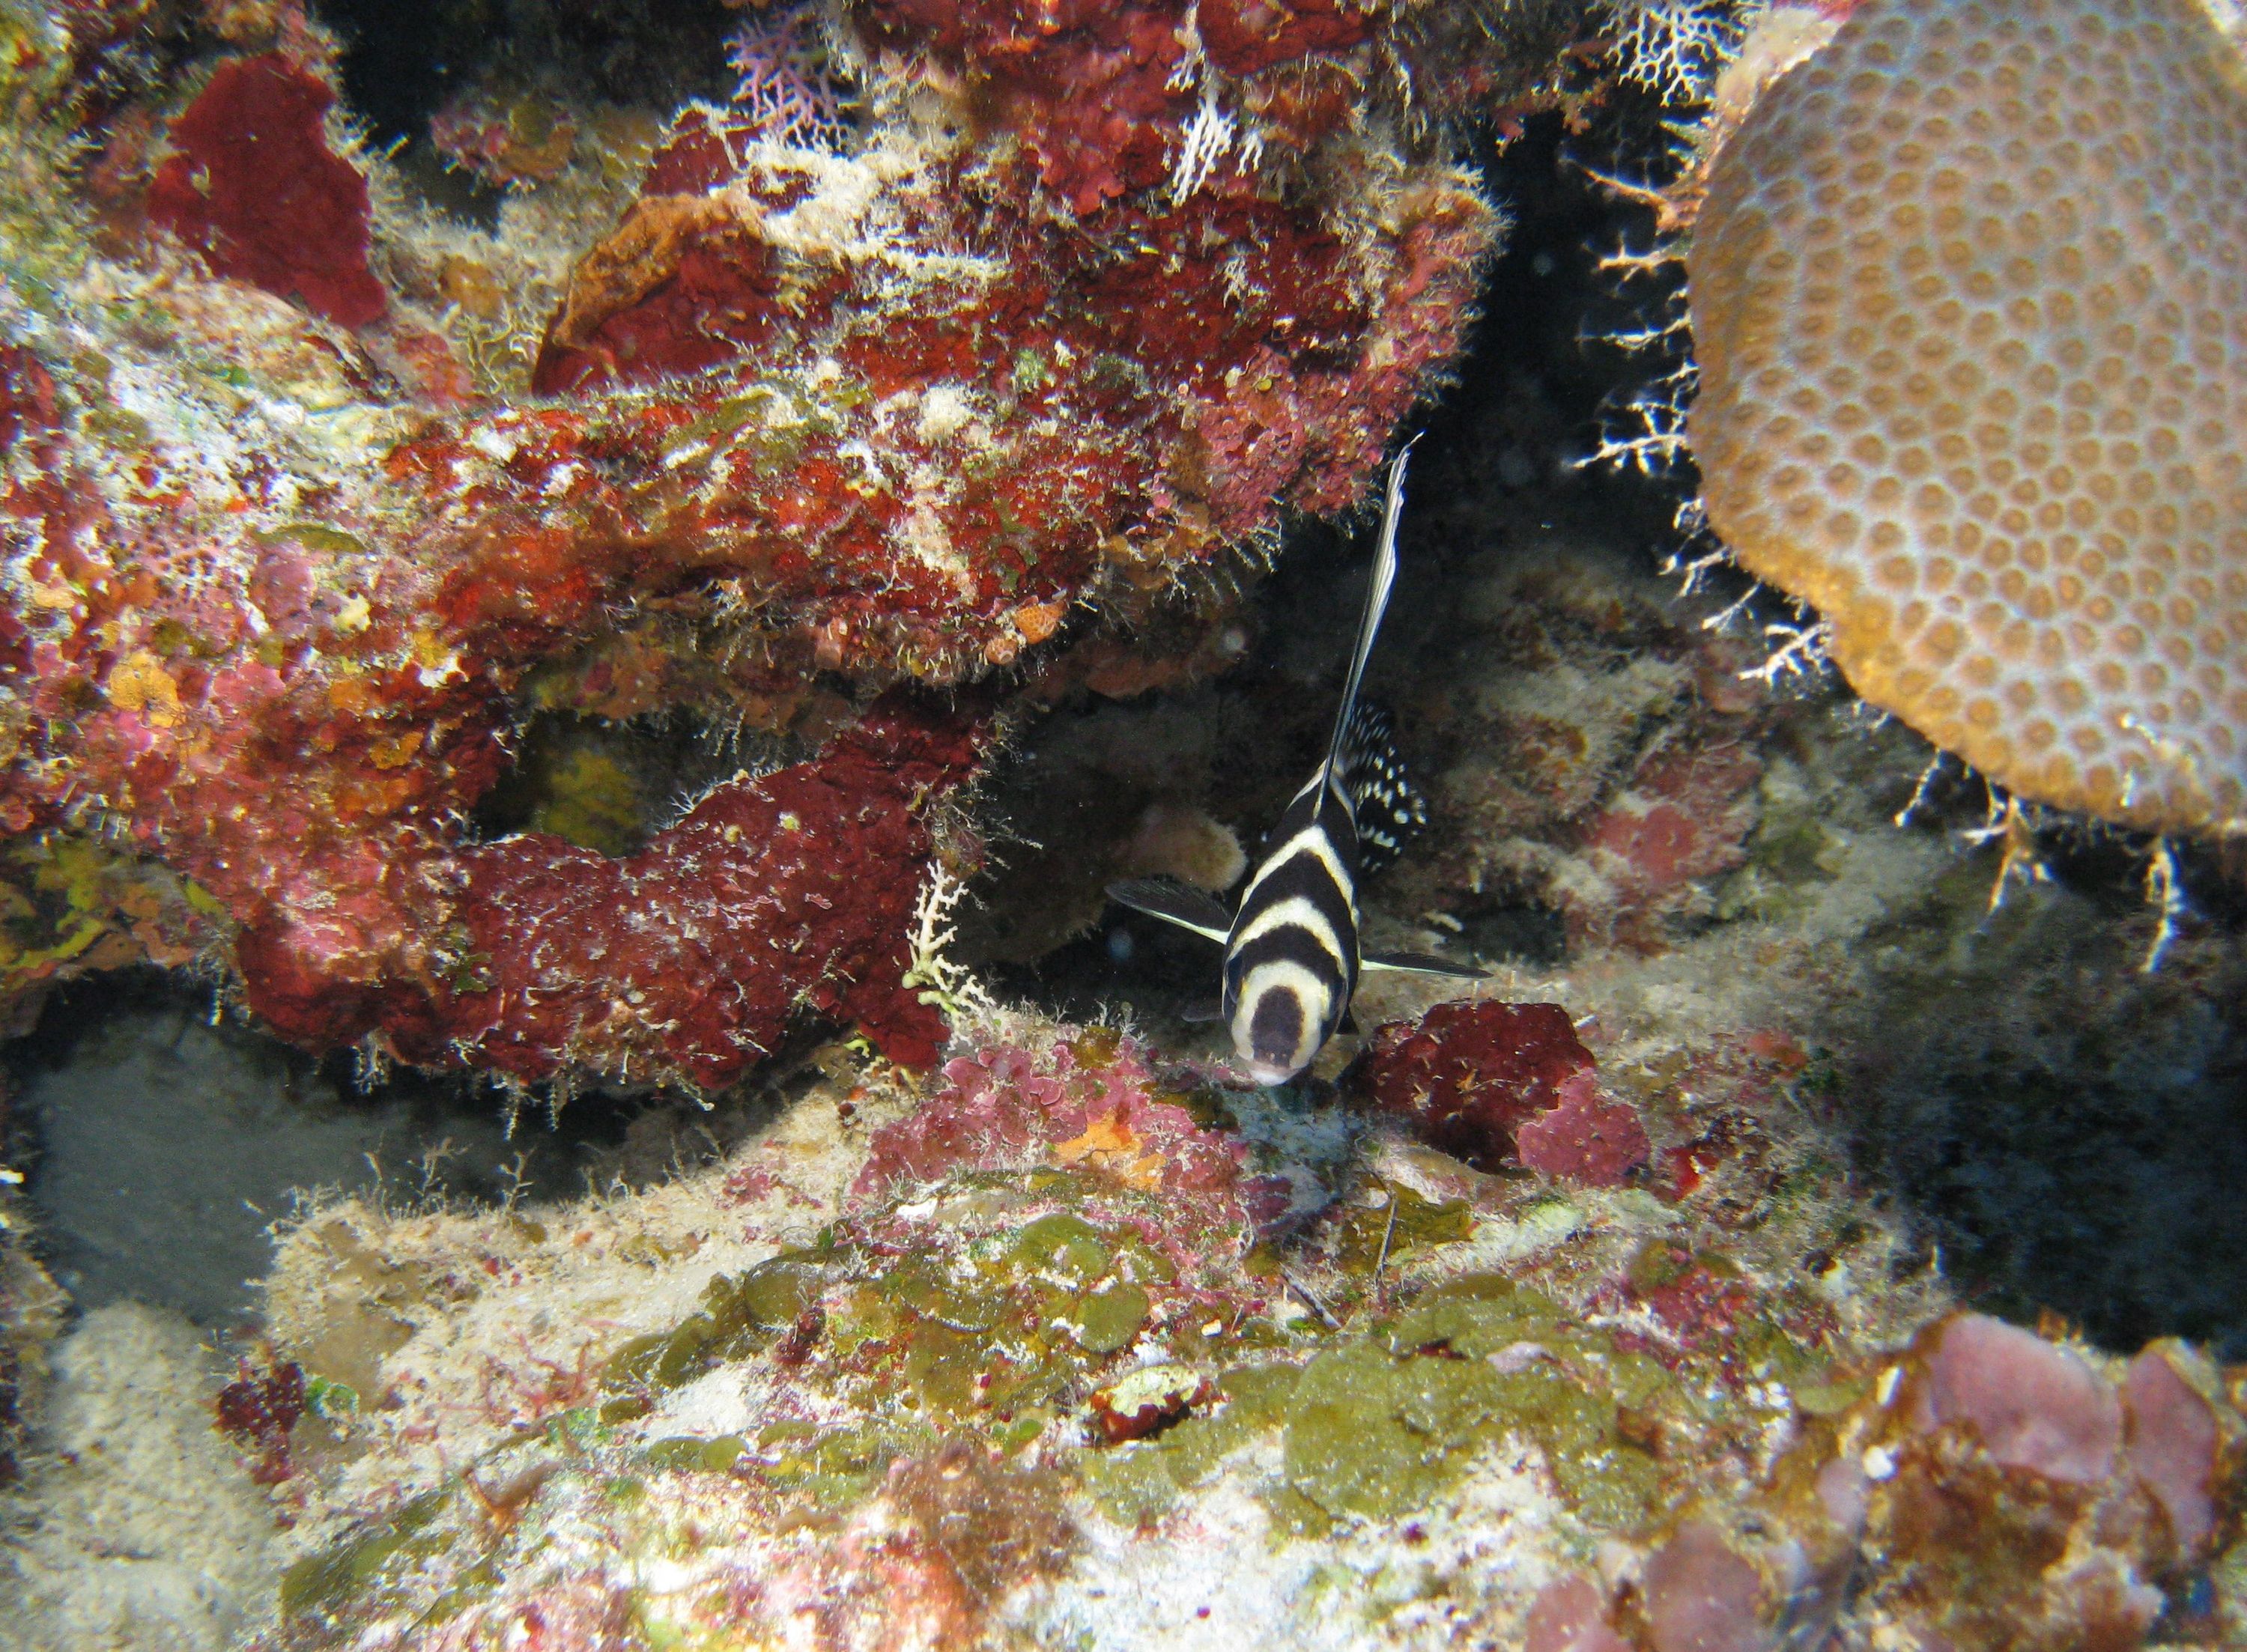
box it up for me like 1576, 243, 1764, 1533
0, 0, 1571, 1079
1686, 0, 2247, 838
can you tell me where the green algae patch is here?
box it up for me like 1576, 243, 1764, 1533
252, 521, 374, 559
1282, 1344, 1497, 1520
1279, 1346, 1663, 1532
754, 1420, 930, 1509
821, 1203, 1182, 1434
528, 747, 646, 857
1010, 1212, 1113, 1284
603, 1251, 828, 1401
641, 1435, 747, 1474
1070, 1284, 1150, 1354
579, 1191, 1669, 1546
1386, 1274, 1564, 1355
1080, 1282, 1670, 1537
1335, 1181, 1475, 1275
1082, 1361, 1302, 1525
1081, 1439, 1186, 1525
280, 1487, 454, 1618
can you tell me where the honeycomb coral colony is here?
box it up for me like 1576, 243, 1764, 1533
0, 0, 2241, 1650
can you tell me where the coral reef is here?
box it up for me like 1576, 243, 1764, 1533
1685, 0, 2247, 837
1, 6, 2244, 1651
0, 0, 1586, 1084
210, 986, 2246, 1650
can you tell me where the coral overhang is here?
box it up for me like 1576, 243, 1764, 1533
0, 0, 1568, 1083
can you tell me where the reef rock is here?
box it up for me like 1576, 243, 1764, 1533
223, 1001, 2247, 1651
0, 0, 1590, 1084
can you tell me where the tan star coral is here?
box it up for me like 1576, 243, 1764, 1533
1687, 0, 2247, 837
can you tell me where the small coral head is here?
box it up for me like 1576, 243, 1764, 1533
1687, 0, 2247, 837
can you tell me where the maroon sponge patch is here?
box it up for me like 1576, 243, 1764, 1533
149, 53, 388, 327
1354, 999, 1598, 1171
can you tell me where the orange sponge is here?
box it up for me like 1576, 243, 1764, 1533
1687, 0, 2247, 837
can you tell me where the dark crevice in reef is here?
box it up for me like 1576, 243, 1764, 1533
470, 707, 745, 857
315, 0, 736, 223
1854, 865, 2247, 1358
318, 0, 736, 151
4, 967, 790, 1328
975, 108, 1687, 1027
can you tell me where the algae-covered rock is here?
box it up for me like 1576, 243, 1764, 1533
225, 997, 2247, 1650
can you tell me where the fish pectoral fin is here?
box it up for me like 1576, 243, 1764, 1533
1107, 878, 1233, 944
1359, 949, 1488, 979
1177, 993, 1225, 1024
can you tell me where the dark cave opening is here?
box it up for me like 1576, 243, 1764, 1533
315, 0, 736, 151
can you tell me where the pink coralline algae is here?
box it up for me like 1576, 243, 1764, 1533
1641, 1522, 1769, 1652
853, 1030, 1304, 1240
1574, 736, 1762, 950
1514, 1070, 1652, 1188
0, 2, 1551, 1080
1902, 1316, 2232, 1567
1524, 1574, 1631, 1652
1356, 999, 1637, 1174
2123, 1345, 2222, 1551
1513, 1308, 2246, 1652
1788, 1309, 2242, 1650
1911, 1312, 2121, 1484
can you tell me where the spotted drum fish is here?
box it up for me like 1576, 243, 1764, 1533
1109, 443, 1482, 1086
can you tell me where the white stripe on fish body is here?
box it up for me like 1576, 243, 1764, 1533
1228, 891, 1351, 965
1228, 956, 1341, 1087
1237, 813, 1358, 914
1222, 791, 1361, 1081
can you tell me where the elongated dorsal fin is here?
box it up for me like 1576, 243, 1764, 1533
1323, 438, 1417, 786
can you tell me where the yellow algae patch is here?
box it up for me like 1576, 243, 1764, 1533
327, 675, 376, 715
1053, 1108, 1168, 1191
106, 650, 183, 727
369, 730, 425, 771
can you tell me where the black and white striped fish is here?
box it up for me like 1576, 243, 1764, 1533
1109, 443, 1482, 1087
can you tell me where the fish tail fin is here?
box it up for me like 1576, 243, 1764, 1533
1338, 700, 1427, 875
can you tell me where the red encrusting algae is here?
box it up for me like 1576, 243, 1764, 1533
0, 6, 1525, 1082
1356, 997, 1658, 1187
148, 53, 389, 327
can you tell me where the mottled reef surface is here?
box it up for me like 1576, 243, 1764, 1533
0, 1, 2242, 1651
